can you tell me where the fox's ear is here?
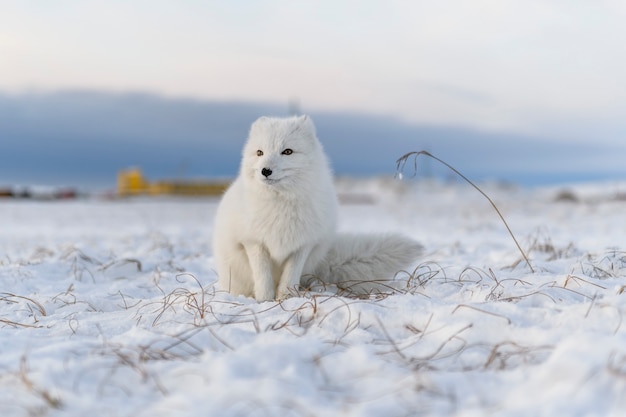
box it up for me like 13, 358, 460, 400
249, 116, 270, 136
298, 114, 315, 135
252, 116, 269, 127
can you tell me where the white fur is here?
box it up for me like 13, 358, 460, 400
212, 115, 423, 301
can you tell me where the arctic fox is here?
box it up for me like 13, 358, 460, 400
212, 115, 422, 301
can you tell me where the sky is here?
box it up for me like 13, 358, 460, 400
1, 1, 626, 187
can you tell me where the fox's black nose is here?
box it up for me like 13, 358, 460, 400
262, 168, 273, 178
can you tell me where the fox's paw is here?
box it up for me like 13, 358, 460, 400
276, 286, 298, 301
254, 287, 275, 303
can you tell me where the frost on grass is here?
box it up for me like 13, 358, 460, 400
0, 187, 625, 416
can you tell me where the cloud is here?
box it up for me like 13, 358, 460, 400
0, 91, 624, 189
1, 1, 625, 144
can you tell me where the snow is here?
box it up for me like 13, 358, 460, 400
1, 180, 626, 416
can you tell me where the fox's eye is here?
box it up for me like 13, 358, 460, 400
281, 149, 293, 155
256, 150, 263, 156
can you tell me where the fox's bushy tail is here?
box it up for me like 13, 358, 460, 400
310, 233, 423, 294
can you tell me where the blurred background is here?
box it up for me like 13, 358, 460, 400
1, 1, 625, 194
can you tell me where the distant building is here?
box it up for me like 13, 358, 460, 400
117, 167, 229, 197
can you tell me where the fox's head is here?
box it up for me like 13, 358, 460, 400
241, 115, 330, 191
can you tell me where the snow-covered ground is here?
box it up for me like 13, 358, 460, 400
1, 179, 625, 416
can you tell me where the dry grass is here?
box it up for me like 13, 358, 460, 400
1, 193, 625, 416
0, 293, 46, 328
2, 356, 65, 415
150, 273, 215, 326
1, 251, 623, 417
396, 150, 534, 273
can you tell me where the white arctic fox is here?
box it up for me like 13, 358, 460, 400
213, 115, 422, 301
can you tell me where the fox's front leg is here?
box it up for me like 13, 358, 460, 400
244, 243, 274, 301
277, 246, 311, 300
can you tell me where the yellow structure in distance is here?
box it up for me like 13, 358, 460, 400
117, 167, 229, 197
